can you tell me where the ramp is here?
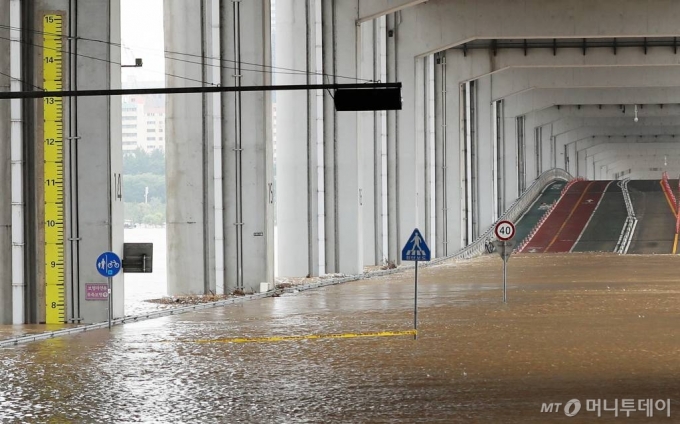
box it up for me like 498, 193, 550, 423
513, 180, 566, 248
571, 182, 627, 253
518, 181, 611, 253
626, 180, 676, 254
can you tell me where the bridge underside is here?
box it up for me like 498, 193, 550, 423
1, 0, 680, 324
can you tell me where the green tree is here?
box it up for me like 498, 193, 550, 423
123, 173, 166, 203
123, 148, 165, 176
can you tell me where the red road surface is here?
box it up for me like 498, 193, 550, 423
520, 180, 611, 253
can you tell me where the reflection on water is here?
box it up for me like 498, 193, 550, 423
124, 227, 168, 315
2, 253, 680, 422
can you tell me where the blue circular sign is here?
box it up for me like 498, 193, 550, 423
96, 251, 121, 277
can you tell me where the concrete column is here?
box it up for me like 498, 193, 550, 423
221, 0, 274, 291
433, 53, 445, 256
29, 0, 123, 323
502, 107, 518, 210
376, 16, 388, 264
321, 0, 363, 275
475, 75, 495, 232
386, 12, 399, 263
73, 0, 124, 322
540, 122, 552, 172
395, 13, 426, 256
164, 1, 210, 295
321, 0, 336, 272
524, 112, 538, 182
424, 55, 436, 253
276, 0, 319, 277
359, 20, 377, 266
443, 52, 464, 252
433, 50, 467, 254
0, 3, 11, 324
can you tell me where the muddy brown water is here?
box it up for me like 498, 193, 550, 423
2, 253, 680, 422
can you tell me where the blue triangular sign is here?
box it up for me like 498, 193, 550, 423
401, 228, 431, 262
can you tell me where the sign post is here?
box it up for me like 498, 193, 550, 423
493, 221, 516, 303
401, 228, 431, 339
96, 251, 122, 329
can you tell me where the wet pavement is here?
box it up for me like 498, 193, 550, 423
3, 253, 680, 422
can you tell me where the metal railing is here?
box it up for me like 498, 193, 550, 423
433, 168, 572, 262
614, 178, 637, 254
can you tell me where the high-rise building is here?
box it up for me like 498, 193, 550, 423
121, 92, 165, 152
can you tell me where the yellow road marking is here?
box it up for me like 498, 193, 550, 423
545, 181, 593, 252
192, 330, 417, 344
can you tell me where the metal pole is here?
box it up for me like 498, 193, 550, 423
108, 276, 112, 329
414, 260, 418, 340
502, 242, 507, 303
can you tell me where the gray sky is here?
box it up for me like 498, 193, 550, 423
121, 0, 165, 85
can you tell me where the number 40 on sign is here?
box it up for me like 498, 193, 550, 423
495, 220, 515, 241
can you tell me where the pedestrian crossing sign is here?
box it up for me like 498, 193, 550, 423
401, 228, 431, 261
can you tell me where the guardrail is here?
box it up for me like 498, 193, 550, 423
661, 171, 677, 214
436, 168, 572, 261
614, 178, 637, 254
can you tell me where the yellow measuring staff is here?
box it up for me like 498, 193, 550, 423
43, 14, 66, 324
193, 329, 417, 344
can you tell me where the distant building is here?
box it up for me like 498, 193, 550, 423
121, 92, 166, 152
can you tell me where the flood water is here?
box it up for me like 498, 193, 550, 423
123, 227, 169, 316
2, 253, 680, 422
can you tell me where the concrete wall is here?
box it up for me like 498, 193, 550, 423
221, 0, 274, 291
74, 0, 124, 322
164, 1, 208, 295
0, 2, 11, 324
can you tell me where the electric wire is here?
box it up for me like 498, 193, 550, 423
0, 23, 373, 83
0, 33, 218, 87
0, 69, 45, 91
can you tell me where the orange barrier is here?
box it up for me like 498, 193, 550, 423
676, 178, 680, 234
660, 172, 680, 254
661, 172, 677, 214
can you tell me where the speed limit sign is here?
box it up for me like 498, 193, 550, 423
495, 220, 515, 241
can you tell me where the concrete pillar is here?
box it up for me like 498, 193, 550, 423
164, 1, 212, 295
360, 20, 377, 266
377, 16, 388, 263
475, 75, 495, 232
29, 0, 123, 323
442, 52, 464, 252
540, 122, 552, 173
433, 53, 445, 256
221, 0, 274, 291
433, 50, 467, 254
395, 13, 426, 256
386, 12, 399, 262
0, 3, 11, 324
321, 0, 363, 275
72, 0, 124, 322
502, 106, 519, 210
524, 112, 538, 182
276, 0, 319, 277
424, 55, 436, 253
